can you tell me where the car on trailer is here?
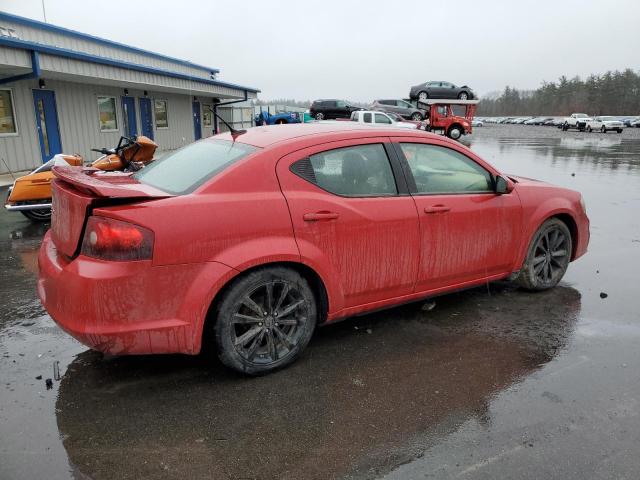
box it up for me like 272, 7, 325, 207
414, 99, 479, 140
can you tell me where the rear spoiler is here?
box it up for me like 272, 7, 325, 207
52, 166, 173, 199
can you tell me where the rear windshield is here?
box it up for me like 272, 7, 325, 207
134, 139, 257, 194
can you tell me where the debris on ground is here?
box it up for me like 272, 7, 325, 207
421, 301, 436, 312
600, 292, 608, 299
366, 328, 372, 334
45, 378, 53, 389
35, 375, 42, 380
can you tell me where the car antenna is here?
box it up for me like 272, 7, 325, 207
206, 106, 246, 139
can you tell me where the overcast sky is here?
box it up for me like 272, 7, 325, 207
3, 0, 639, 102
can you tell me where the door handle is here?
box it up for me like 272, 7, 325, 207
303, 211, 339, 221
424, 205, 450, 214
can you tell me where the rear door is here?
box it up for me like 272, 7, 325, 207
276, 138, 420, 309
392, 139, 522, 292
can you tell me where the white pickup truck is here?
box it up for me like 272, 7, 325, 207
348, 110, 421, 129
561, 113, 592, 131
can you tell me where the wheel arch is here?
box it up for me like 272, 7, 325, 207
200, 260, 330, 354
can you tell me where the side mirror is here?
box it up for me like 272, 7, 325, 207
495, 175, 511, 194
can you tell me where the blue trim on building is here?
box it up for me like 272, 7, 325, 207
0, 11, 219, 73
0, 49, 40, 85
0, 36, 260, 94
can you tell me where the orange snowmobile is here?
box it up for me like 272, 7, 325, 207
4, 136, 157, 222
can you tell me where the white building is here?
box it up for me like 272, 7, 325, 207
0, 11, 259, 173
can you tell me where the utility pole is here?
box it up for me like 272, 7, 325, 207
41, 0, 47, 22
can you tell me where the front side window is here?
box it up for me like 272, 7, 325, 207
134, 139, 257, 195
154, 99, 168, 128
375, 113, 392, 124
296, 144, 397, 197
97, 96, 118, 131
0, 89, 17, 135
399, 143, 493, 194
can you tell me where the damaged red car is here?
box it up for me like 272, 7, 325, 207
38, 124, 589, 375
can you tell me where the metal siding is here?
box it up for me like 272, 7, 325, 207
0, 79, 221, 173
2, 19, 211, 79
0, 45, 31, 68
0, 80, 41, 173
37, 54, 247, 98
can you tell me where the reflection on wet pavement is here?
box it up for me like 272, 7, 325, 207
1, 125, 640, 479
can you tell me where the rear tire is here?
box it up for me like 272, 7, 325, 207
517, 218, 572, 291
601, 126, 606, 133
418, 91, 429, 102
458, 92, 469, 100
213, 266, 317, 375
587, 126, 592, 132
275, 119, 287, 125
411, 112, 423, 121
20, 208, 51, 222
617, 129, 622, 133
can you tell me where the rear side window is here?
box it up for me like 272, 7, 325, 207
363, 113, 372, 123
291, 144, 397, 197
324, 101, 336, 107
399, 143, 493, 194
375, 113, 392, 124
134, 139, 257, 194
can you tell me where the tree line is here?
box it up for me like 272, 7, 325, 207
478, 69, 640, 116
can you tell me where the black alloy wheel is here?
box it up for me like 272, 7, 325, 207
214, 267, 317, 375
517, 219, 572, 291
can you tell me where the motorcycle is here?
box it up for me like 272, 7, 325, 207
4, 136, 157, 222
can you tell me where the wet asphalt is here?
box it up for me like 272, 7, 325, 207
1, 125, 640, 480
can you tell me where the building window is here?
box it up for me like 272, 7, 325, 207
154, 99, 168, 128
202, 104, 212, 127
0, 89, 18, 136
97, 96, 118, 131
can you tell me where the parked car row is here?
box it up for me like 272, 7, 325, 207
483, 114, 639, 132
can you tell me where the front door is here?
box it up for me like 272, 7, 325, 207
139, 97, 154, 140
121, 96, 137, 137
393, 140, 522, 292
192, 101, 202, 140
277, 139, 421, 310
32, 90, 62, 162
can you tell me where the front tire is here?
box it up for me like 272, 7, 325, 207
458, 92, 469, 100
587, 126, 592, 132
418, 91, 429, 102
315, 112, 324, 120
411, 112, 423, 121
517, 218, 572, 291
213, 267, 317, 375
447, 126, 463, 140
617, 129, 622, 133
20, 208, 52, 222
601, 126, 606, 133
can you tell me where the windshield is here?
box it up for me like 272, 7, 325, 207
134, 139, 258, 195
575, 114, 588, 118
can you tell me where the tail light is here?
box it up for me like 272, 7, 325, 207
81, 216, 154, 261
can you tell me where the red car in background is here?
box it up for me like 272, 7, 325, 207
38, 124, 589, 375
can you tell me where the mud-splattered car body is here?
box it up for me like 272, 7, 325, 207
38, 123, 589, 369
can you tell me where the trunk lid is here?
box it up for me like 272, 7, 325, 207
51, 166, 172, 258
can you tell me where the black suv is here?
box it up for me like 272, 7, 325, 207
310, 100, 361, 120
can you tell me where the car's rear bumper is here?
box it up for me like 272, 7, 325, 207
38, 231, 236, 356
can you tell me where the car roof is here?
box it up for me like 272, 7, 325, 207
213, 123, 443, 149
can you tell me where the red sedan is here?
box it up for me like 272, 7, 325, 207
38, 124, 589, 375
